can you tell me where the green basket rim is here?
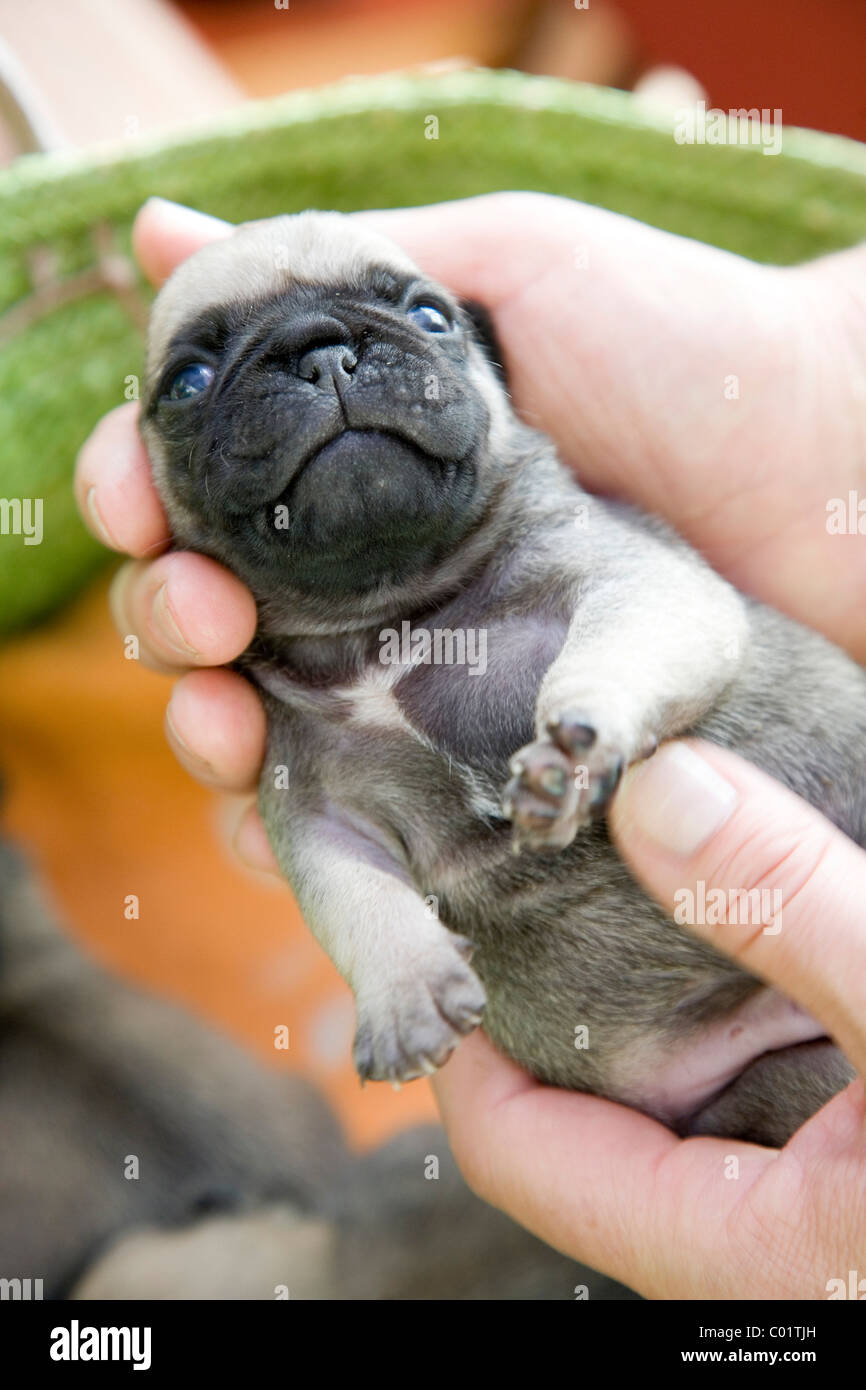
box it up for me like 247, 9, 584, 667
2, 67, 865, 199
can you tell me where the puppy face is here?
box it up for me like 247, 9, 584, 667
142, 214, 513, 605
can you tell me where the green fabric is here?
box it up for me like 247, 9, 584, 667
2, 68, 865, 636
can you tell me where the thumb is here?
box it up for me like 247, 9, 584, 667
608, 739, 866, 1076
132, 198, 232, 287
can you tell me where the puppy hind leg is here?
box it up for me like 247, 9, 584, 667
264, 801, 486, 1083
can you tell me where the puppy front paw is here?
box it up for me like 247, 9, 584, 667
353, 937, 486, 1084
502, 713, 627, 852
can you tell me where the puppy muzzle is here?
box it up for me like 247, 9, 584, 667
185, 309, 487, 520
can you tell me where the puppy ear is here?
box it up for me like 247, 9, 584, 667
459, 299, 507, 386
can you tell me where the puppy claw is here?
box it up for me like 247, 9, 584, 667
589, 754, 625, 808
546, 713, 597, 754
352, 947, 486, 1084
503, 710, 628, 852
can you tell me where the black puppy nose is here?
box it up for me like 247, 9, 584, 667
298, 344, 357, 388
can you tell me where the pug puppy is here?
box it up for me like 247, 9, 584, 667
141, 212, 866, 1147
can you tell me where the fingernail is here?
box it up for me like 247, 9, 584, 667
141, 197, 231, 236
152, 583, 199, 659
86, 486, 119, 549
231, 806, 281, 877
616, 743, 738, 856
164, 704, 214, 775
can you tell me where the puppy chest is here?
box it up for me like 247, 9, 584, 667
391, 612, 568, 773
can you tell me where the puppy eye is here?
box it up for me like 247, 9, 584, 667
407, 303, 451, 333
165, 363, 215, 400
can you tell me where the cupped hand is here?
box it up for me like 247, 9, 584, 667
432, 740, 866, 1299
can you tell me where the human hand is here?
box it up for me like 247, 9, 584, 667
75, 191, 866, 867
74, 194, 866, 1296
432, 738, 866, 1299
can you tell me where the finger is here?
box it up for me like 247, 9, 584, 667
354, 193, 572, 306
609, 740, 866, 1075
165, 668, 266, 793
75, 402, 169, 557
431, 1030, 772, 1298
76, 202, 235, 554
132, 197, 233, 287
110, 552, 257, 674
232, 801, 281, 876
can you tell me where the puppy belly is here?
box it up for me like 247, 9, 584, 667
430, 831, 847, 1147
605, 987, 829, 1129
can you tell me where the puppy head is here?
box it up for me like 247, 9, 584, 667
141, 213, 514, 613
